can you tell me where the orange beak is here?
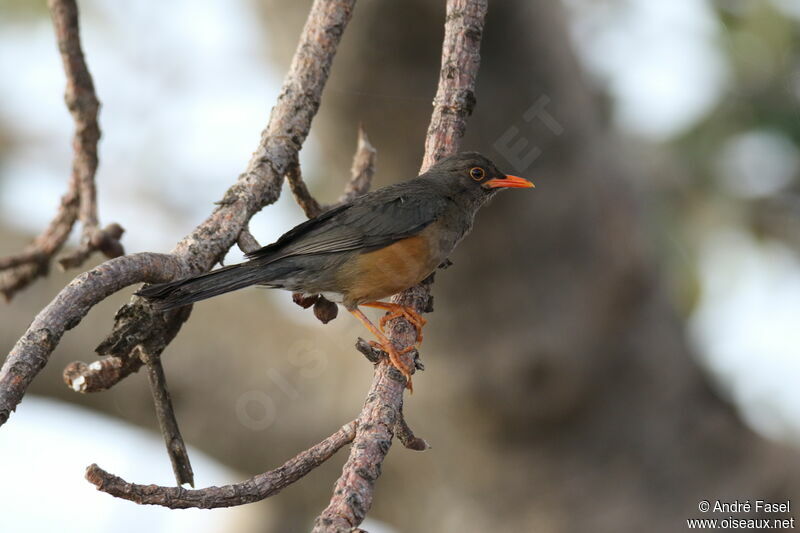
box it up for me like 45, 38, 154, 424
484, 174, 535, 189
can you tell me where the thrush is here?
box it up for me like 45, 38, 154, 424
138, 152, 534, 390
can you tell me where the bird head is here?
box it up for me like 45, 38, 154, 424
426, 152, 534, 208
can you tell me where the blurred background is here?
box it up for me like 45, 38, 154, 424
2, 0, 800, 531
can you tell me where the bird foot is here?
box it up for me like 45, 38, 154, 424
368, 340, 415, 392
352, 306, 417, 392
378, 307, 427, 345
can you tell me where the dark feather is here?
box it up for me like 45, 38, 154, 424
246, 178, 449, 261
137, 262, 291, 310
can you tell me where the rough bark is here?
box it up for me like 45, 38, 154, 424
313, 2, 488, 531
0, 253, 186, 425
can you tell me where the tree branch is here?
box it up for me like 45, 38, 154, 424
0, 0, 357, 427
63, 122, 375, 393
64, 353, 148, 393
50, 0, 100, 234
85, 421, 357, 508
286, 160, 324, 218
61, 303, 191, 394
141, 350, 195, 487
395, 402, 430, 452
419, 1, 485, 174
0, 253, 188, 425
314, 1, 488, 530
237, 225, 263, 255
0, 0, 124, 300
79, 0, 357, 397
338, 124, 377, 204
312, 360, 406, 532
0, 190, 76, 299
77, 78, 376, 504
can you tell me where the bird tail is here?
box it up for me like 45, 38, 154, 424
137, 263, 279, 311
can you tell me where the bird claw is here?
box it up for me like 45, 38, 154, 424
367, 339, 415, 391
352, 305, 420, 392
378, 307, 426, 345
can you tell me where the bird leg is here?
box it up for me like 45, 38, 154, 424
349, 308, 414, 391
362, 301, 426, 344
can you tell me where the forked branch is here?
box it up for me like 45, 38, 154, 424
0, 0, 357, 427
0, 253, 188, 425
0, 0, 124, 301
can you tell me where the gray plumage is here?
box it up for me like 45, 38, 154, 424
137, 152, 512, 310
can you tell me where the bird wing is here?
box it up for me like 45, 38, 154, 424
246, 179, 449, 262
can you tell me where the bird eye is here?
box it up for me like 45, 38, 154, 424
469, 167, 485, 181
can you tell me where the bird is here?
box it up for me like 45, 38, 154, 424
137, 152, 534, 390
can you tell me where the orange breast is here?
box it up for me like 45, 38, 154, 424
337, 231, 437, 306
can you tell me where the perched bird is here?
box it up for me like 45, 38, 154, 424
138, 152, 534, 389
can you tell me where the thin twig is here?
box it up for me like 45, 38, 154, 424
237, 226, 262, 255
286, 125, 377, 219
314, 1, 488, 530
85, 421, 357, 508
141, 350, 194, 487
286, 161, 324, 218
395, 403, 430, 451
354, 338, 383, 363
0, 180, 80, 300
0, 200, 75, 300
50, 0, 100, 233
337, 124, 376, 204
0, 0, 124, 300
58, 223, 125, 270
63, 354, 145, 393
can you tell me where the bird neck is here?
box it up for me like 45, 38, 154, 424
445, 180, 496, 215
